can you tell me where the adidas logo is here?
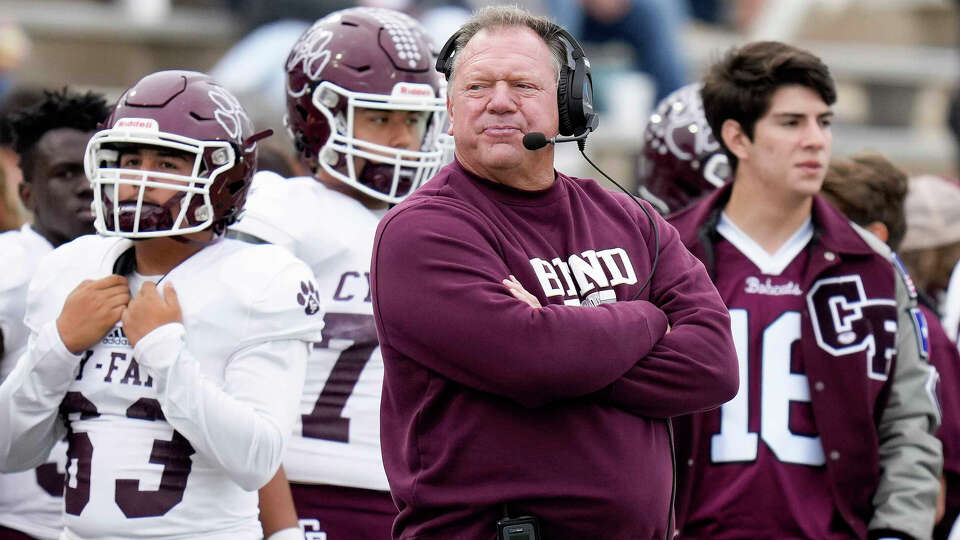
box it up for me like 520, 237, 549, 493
101, 327, 130, 346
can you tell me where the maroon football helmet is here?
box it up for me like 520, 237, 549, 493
285, 7, 446, 204
85, 70, 265, 238
635, 83, 731, 214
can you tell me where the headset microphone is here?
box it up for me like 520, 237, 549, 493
522, 131, 591, 151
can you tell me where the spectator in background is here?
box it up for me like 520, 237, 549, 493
821, 154, 960, 539
819, 155, 907, 253
912, 176, 960, 339
542, 0, 688, 101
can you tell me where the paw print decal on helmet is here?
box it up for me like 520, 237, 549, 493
297, 281, 321, 315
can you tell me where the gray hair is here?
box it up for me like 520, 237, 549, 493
446, 6, 567, 84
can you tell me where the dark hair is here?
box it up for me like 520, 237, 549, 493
0, 115, 13, 147
701, 41, 836, 172
820, 153, 908, 251
9, 88, 109, 182
0, 87, 45, 116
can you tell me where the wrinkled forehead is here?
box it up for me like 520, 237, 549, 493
454, 25, 558, 81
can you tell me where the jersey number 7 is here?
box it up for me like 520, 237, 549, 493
301, 313, 379, 443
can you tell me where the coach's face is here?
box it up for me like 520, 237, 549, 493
448, 26, 558, 190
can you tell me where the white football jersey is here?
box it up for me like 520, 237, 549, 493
233, 171, 388, 490
0, 225, 52, 377
0, 224, 66, 539
0, 234, 324, 539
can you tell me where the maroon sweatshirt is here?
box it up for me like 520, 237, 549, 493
371, 161, 738, 540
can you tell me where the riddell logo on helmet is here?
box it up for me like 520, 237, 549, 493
392, 83, 433, 98
114, 118, 159, 131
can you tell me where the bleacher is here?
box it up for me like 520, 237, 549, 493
2, 0, 239, 98
4, 0, 958, 184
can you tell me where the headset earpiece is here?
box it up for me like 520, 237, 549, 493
554, 28, 598, 137
557, 64, 575, 136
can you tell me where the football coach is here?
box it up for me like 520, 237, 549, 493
370, 6, 738, 539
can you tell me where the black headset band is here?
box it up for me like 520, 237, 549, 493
435, 23, 585, 79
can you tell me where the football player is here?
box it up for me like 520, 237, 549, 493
0, 88, 108, 539
668, 42, 942, 539
229, 7, 446, 539
635, 82, 731, 215
0, 70, 324, 539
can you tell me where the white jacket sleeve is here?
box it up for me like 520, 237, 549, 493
134, 322, 308, 491
0, 320, 76, 471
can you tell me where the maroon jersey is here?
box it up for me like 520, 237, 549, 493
371, 161, 738, 540
669, 184, 940, 540
291, 483, 397, 540
680, 232, 871, 539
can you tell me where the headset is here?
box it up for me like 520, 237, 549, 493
435, 23, 599, 137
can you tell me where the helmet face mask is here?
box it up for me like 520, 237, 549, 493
285, 7, 447, 204
87, 132, 237, 237
86, 71, 258, 239
312, 80, 446, 203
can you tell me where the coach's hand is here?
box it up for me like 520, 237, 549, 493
122, 282, 182, 347
503, 275, 542, 308
57, 276, 130, 354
